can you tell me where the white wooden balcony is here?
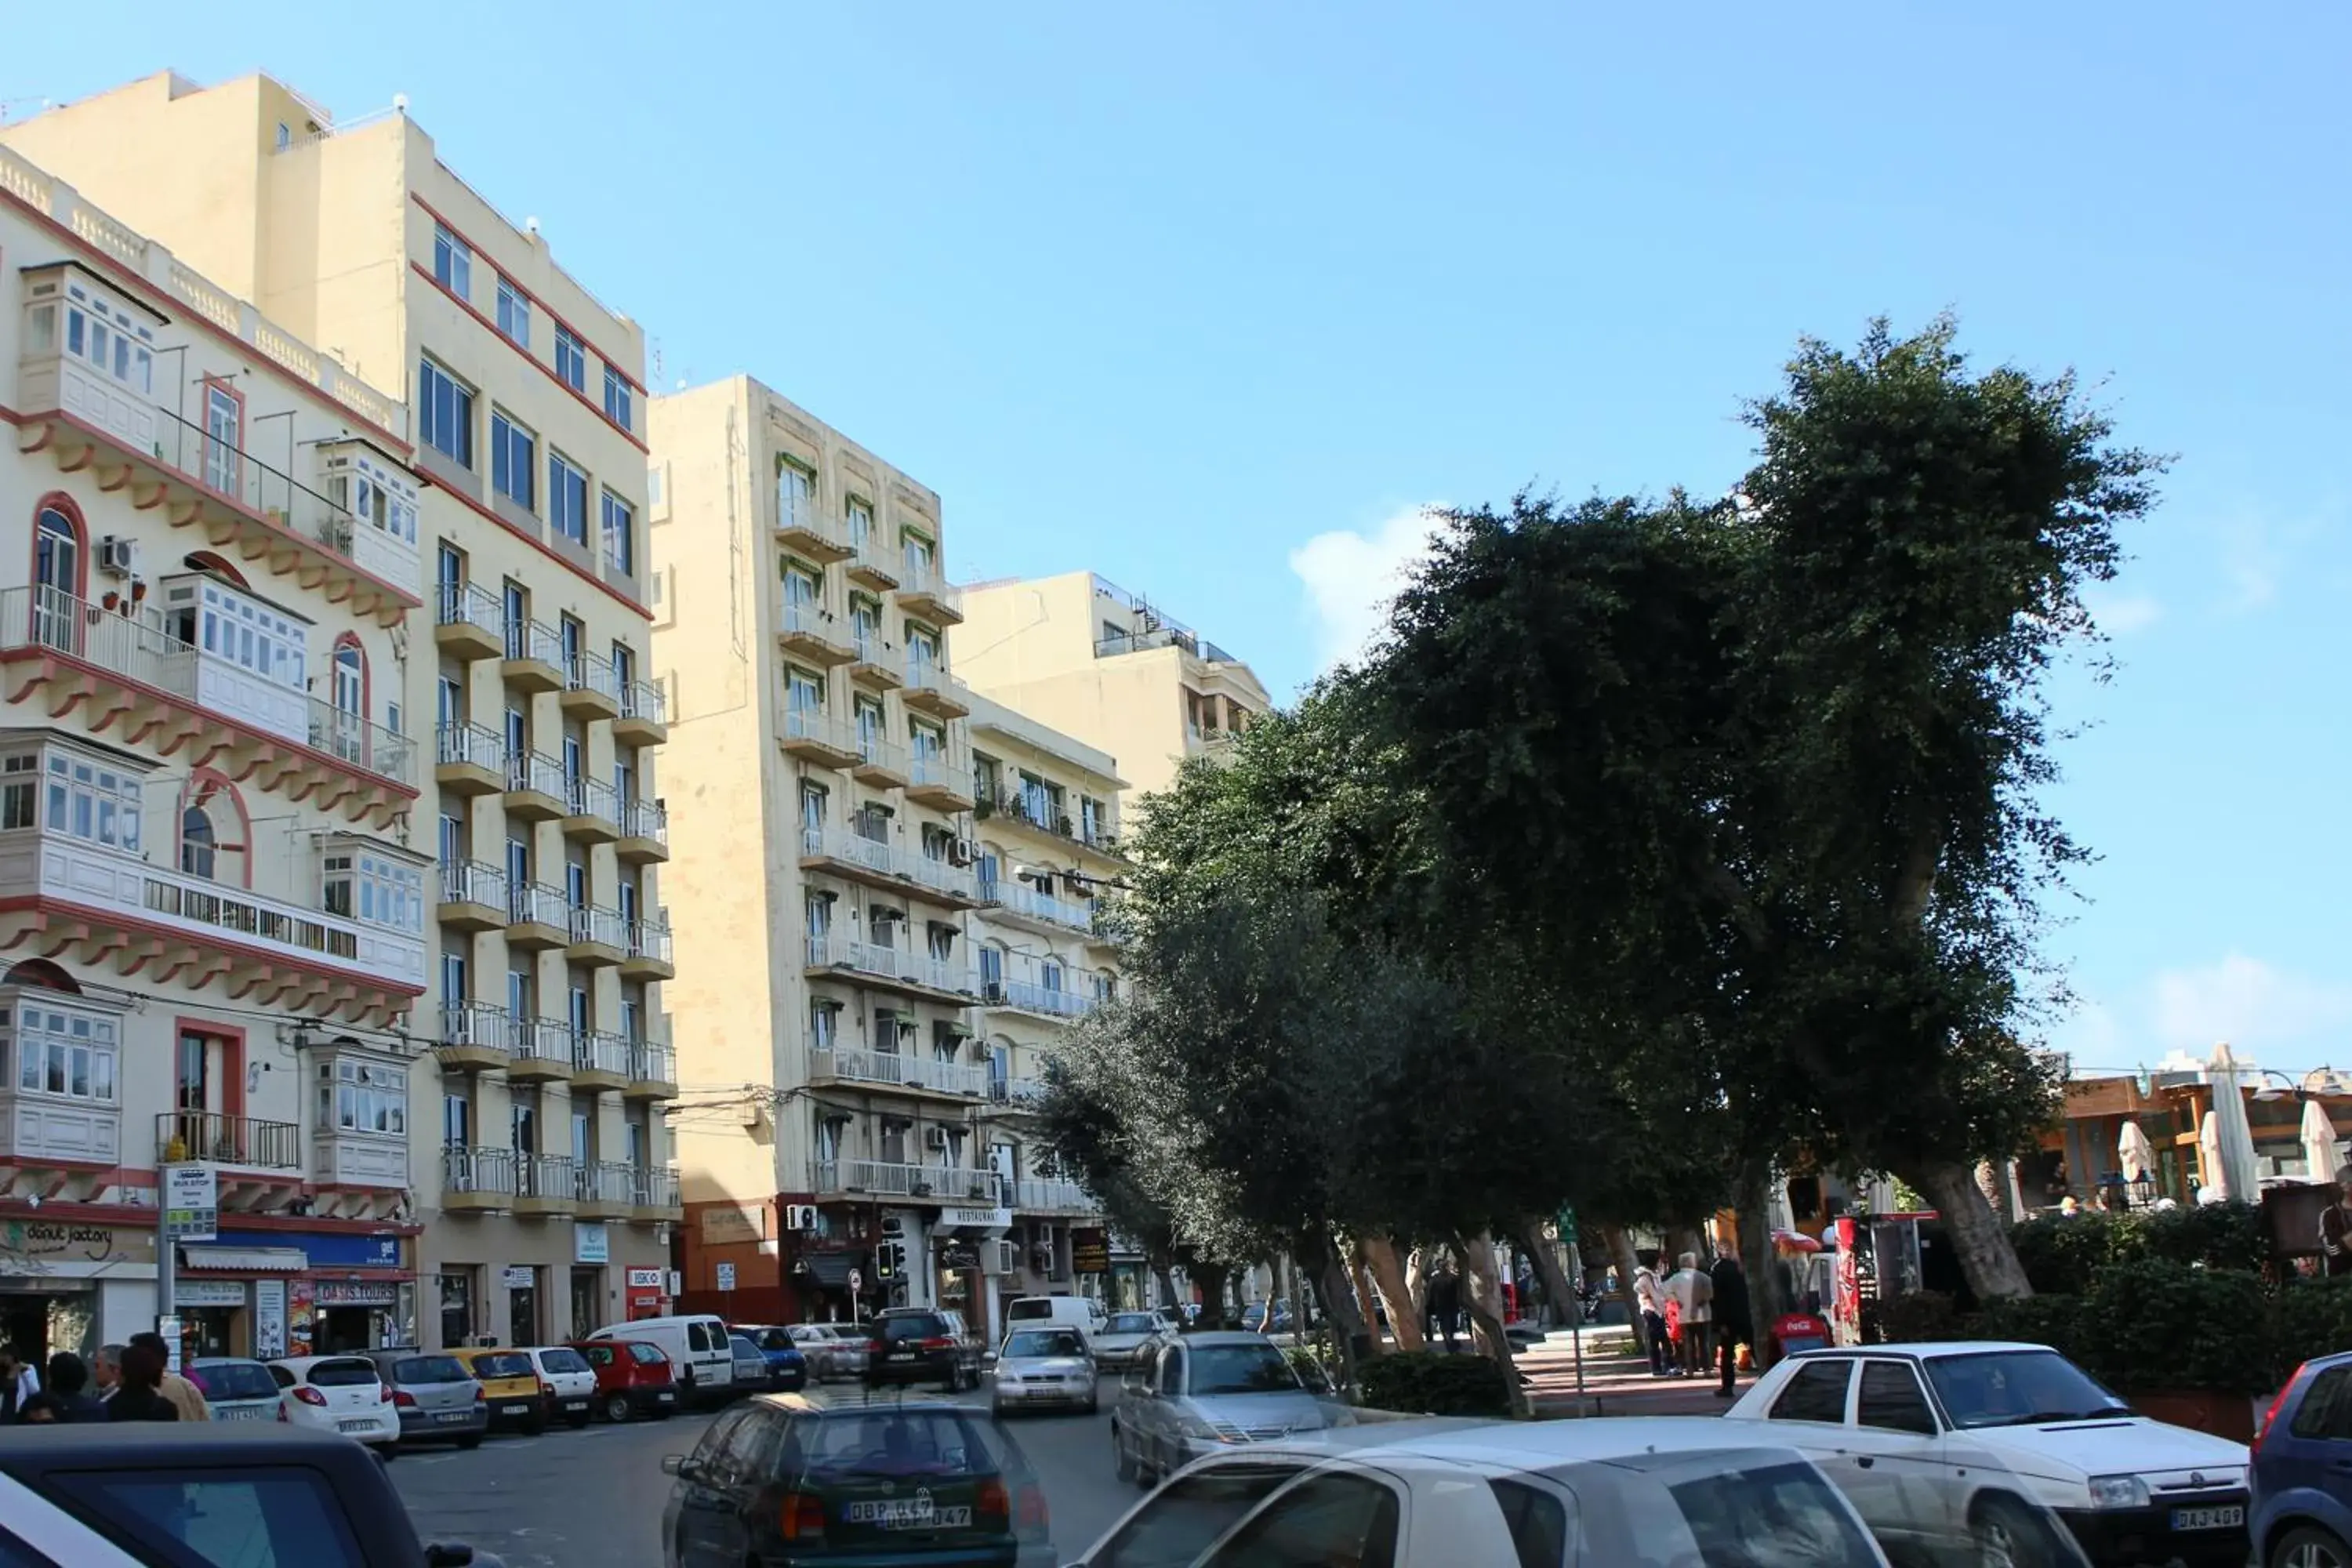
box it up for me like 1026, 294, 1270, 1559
808, 1042, 991, 1098
980, 875, 1094, 936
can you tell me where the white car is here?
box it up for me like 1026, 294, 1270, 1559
267, 1354, 399, 1454
1726, 1341, 2249, 1568
1090, 1309, 1165, 1370
518, 1345, 599, 1427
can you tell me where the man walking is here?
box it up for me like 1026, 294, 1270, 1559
92, 1345, 123, 1403
1426, 1262, 1463, 1352
1665, 1251, 1714, 1377
1632, 1261, 1671, 1376
128, 1332, 210, 1421
1709, 1238, 1754, 1398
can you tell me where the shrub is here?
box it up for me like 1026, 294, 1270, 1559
1962, 1292, 2089, 1366
2073, 1260, 2273, 1396
1355, 1351, 1513, 1417
2270, 1276, 2352, 1385
2009, 1203, 2265, 1295
1283, 1343, 1334, 1394
1862, 1291, 1962, 1346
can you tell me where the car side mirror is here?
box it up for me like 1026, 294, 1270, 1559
423, 1546, 476, 1568
661, 1454, 693, 1478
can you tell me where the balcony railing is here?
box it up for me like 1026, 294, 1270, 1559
628, 1037, 675, 1084
443, 1145, 515, 1196
509, 750, 567, 799
817, 1160, 1002, 1202
632, 1165, 681, 1209
974, 789, 1117, 853
1014, 1178, 1095, 1213
850, 630, 894, 669
516, 1152, 578, 1200
569, 904, 628, 949
899, 558, 962, 617
908, 854, 977, 905
568, 652, 624, 706
980, 876, 1093, 932
908, 752, 973, 800
573, 1029, 630, 1079
626, 916, 673, 967
620, 677, 667, 730
568, 772, 619, 823
802, 825, 898, 877
577, 1160, 637, 1205
509, 881, 568, 929
439, 858, 508, 909
506, 618, 564, 667
993, 979, 1097, 1019
904, 657, 957, 699
437, 581, 505, 644
437, 720, 506, 773
442, 999, 508, 1050
855, 731, 907, 777
507, 1015, 572, 1069
619, 797, 668, 845
156, 1111, 301, 1171
780, 706, 858, 754
780, 599, 847, 645
808, 1043, 992, 1098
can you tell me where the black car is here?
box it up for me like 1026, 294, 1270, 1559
0, 1422, 499, 1566
867, 1307, 982, 1392
661, 1395, 1047, 1568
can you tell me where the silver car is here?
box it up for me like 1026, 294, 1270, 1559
1090, 1311, 1164, 1370
992, 1327, 1099, 1417
786, 1323, 868, 1381
1112, 1331, 1352, 1486
362, 1349, 487, 1449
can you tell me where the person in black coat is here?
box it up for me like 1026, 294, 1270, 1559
106, 1344, 179, 1423
44, 1352, 107, 1423
1709, 1243, 1755, 1398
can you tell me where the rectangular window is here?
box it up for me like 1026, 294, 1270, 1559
495, 277, 531, 347
601, 490, 636, 575
440, 949, 467, 1007
419, 358, 475, 469
779, 464, 813, 531
548, 452, 588, 543
433, 223, 472, 299
554, 326, 587, 391
444, 1092, 470, 1146
603, 364, 633, 432
0, 754, 38, 831
491, 412, 536, 509
44, 755, 143, 852
611, 643, 637, 692
322, 1058, 408, 1135
846, 499, 873, 552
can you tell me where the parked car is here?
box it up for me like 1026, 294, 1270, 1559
2252, 1349, 2352, 1568
181, 1356, 281, 1422
517, 1345, 597, 1429
450, 1346, 550, 1434
267, 1355, 399, 1454
993, 1327, 1098, 1417
358, 1348, 487, 1450
1240, 1301, 1294, 1334
1727, 1341, 2248, 1568
0, 1424, 501, 1568
1004, 1294, 1107, 1338
587, 1314, 733, 1403
1069, 1415, 1900, 1568
569, 1338, 680, 1424
868, 1306, 985, 1392
786, 1322, 866, 1381
660, 1396, 1048, 1568
1090, 1311, 1164, 1370
726, 1332, 768, 1395
1112, 1331, 1355, 1486
726, 1323, 809, 1391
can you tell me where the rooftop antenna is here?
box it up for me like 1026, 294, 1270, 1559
525, 216, 542, 238
391, 93, 409, 116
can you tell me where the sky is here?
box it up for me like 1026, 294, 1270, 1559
8, 4, 2349, 1077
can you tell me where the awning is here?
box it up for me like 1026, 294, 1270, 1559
935, 1020, 975, 1042
182, 1246, 307, 1272
795, 1251, 869, 1290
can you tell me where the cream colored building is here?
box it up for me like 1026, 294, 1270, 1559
950, 572, 1272, 811
649, 378, 1112, 1338
4, 72, 682, 1350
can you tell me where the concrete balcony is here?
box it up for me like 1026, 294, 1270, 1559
800, 826, 982, 910
505, 1016, 573, 1083
907, 853, 979, 907
441, 1145, 515, 1214
804, 932, 978, 1006
514, 1152, 579, 1217
502, 619, 565, 695
813, 1160, 1002, 1204
621, 916, 674, 982
845, 530, 901, 592
561, 774, 621, 844
847, 630, 902, 690
575, 1159, 634, 1219
615, 678, 669, 748
435, 582, 506, 661
624, 1038, 677, 1101
615, 797, 669, 865
808, 1041, 991, 1098
1012, 1178, 1097, 1214
437, 858, 508, 934
985, 978, 1101, 1022
561, 652, 623, 721
778, 601, 856, 667
902, 659, 971, 720
506, 882, 570, 951
435, 721, 506, 796
852, 730, 909, 788
779, 706, 861, 769
566, 904, 628, 967
572, 1029, 630, 1094
0, 824, 426, 1026
630, 1164, 682, 1223
897, 562, 963, 626
503, 750, 568, 822
436, 1000, 510, 1073
776, 503, 852, 564
980, 875, 1097, 938
158, 1111, 305, 1211
906, 753, 975, 811
0, 586, 418, 829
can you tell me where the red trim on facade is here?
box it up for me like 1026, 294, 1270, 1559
410, 193, 646, 390
0, 187, 413, 457
183, 550, 251, 588
0, 895, 428, 1000
411, 455, 652, 619
408, 258, 649, 456
176, 1014, 249, 1121
180, 769, 254, 891
31, 490, 91, 602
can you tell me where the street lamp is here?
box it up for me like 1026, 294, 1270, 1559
2252, 1068, 2341, 1102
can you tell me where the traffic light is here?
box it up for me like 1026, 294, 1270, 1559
876, 1244, 894, 1279
891, 1240, 910, 1276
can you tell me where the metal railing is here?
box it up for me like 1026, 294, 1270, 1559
439, 858, 508, 910
506, 618, 564, 666
577, 1160, 637, 1204
441, 999, 508, 1051
509, 881, 569, 929
628, 1037, 675, 1084
995, 979, 1097, 1019
567, 652, 623, 707
516, 1152, 578, 1201
156, 1111, 301, 1170
620, 677, 667, 730
569, 904, 628, 950
908, 752, 973, 800
1014, 1178, 1095, 1212
821, 1160, 1002, 1201
508, 750, 567, 799
626, 917, 673, 966
619, 797, 668, 845
803, 824, 898, 877
900, 557, 960, 615
574, 1029, 630, 1079
507, 1016, 572, 1069
979, 876, 1093, 931
850, 630, 894, 668
567, 772, 619, 823
632, 1166, 681, 1209
437, 721, 506, 774
903, 656, 960, 701
855, 730, 907, 777
975, 789, 1118, 852
780, 599, 847, 644
908, 855, 977, 904
437, 581, 505, 643
780, 705, 858, 753
443, 1145, 515, 1196
808, 1043, 990, 1097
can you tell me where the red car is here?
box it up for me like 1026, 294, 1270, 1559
565, 1338, 680, 1424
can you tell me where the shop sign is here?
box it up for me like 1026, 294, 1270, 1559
936, 1244, 979, 1271
1070, 1228, 1112, 1276
626, 1267, 664, 1289
172, 1279, 247, 1308
287, 1279, 316, 1359
715, 1262, 737, 1292
501, 1266, 535, 1290
574, 1222, 609, 1265
163, 1166, 217, 1243
314, 1280, 397, 1307
220, 1230, 401, 1269
938, 1206, 1011, 1231
0, 1221, 139, 1263
700, 1205, 763, 1245
254, 1279, 287, 1359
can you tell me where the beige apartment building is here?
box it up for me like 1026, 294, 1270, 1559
649, 378, 1114, 1339
5, 72, 683, 1350
951, 572, 1272, 812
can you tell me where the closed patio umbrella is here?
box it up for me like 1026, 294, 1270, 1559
2198, 1109, 2227, 1200
2304, 1096, 2343, 1185
2118, 1121, 2157, 1201
2210, 1043, 2263, 1200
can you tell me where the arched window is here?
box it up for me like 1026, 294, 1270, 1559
180, 807, 217, 880
178, 775, 249, 887
32, 502, 83, 652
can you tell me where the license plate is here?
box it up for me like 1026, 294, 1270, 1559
500, 1403, 529, 1415
561, 1399, 587, 1412
845, 1501, 971, 1528
217, 1406, 267, 1421
656, 1390, 676, 1403
336, 1418, 376, 1433
2172, 1506, 2244, 1532
890, 1350, 915, 1361
434, 1410, 472, 1424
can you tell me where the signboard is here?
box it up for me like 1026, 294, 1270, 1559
254, 1279, 287, 1359
715, 1262, 737, 1292
221, 1229, 400, 1269
938, 1207, 1012, 1231
782, 1204, 818, 1231
626, 1267, 664, 1288
574, 1221, 609, 1265
287, 1279, 315, 1358
163, 1165, 217, 1243
667, 1271, 683, 1297
848, 1269, 862, 1296
700, 1205, 763, 1245
172, 1279, 248, 1308
314, 1280, 397, 1307
501, 1265, 535, 1290
626, 1276, 662, 1319
154, 1316, 183, 1373
1070, 1228, 1112, 1276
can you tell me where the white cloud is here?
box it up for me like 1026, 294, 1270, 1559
2151, 953, 2352, 1059
2083, 587, 2162, 636
1289, 505, 1446, 673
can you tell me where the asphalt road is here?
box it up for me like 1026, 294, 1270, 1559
392, 1377, 1135, 1568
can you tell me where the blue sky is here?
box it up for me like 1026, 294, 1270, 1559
9, 4, 2348, 1076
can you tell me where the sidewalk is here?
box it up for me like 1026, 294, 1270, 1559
1512, 1325, 1748, 1418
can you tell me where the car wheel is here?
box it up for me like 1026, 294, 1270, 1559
603, 1393, 633, 1425
456, 1436, 481, 1451
1970, 1495, 2056, 1568
1112, 1424, 1136, 1484
2276, 1526, 2352, 1568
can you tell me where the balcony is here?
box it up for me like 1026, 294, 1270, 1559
851, 730, 909, 789
778, 601, 855, 667
902, 659, 970, 720
0, 823, 426, 1025
616, 797, 669, 865
0, 586, 418, 828
506, 883, 569, 950
898, 562, 963, 626
441, 1145, 515, 1214
566, 904, 628, 967
435, 582, 505, 661
804, 932, 977, 1006
977, 791, 1121, 858
981, 875, 1097, 938
985, 978, 1100, 1022
847, 630, 902, 690
572, 1029, 630, 1094
435, 721, 506, 796
504, 750, 568, 822
0, 1081, 119, 1171
908, 852, 978, 907
13, 339, 420, 629
845, 529, 900, 592
437, 999, 510, 1073
561, 652, 623, 721
906, 753, 975, 812
514, 1152, 578, 1217
503, 619, 565, 694
311, 1123, 408, 1190
505, 1015, 573, 1082
779, 706, 861, 768
800, 826, 982, 910
1012, 1178, 1097, 1214
630, 1164, 683, 1222
437, 858, 508, 933
621, 916, 675, 982
561, 774, 621, 844
575, 1159, 635, 1219
776, 503, 851, 564
812, 1160, 1001, 1204
624, 1037, 677, 1101
156, 1110, 300, 1171
615, 678, 669, 747
808, 1041, 992, 1099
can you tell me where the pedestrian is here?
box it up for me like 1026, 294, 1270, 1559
1426, 1264, 1463, 1352
1632, 1261, 1671, 1376
1708, 1240, 1754, 1399
91, 1345, 124, 1403
0, 1344, 42, 1420
13, 1393, 66, 1424
128, 1332, 210, 1421
1665, 1251, 1714, 1377
2321, 1166, 2352, 1279
106, 1345, 179, 1423
44, 1353, 106, 1422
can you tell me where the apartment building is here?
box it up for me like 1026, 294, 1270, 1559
4, 72, 682, 1349
951, 572, 1272, 809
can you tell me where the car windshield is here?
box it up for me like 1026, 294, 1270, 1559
472, 1352, 533, 1379
882, 1316, 946, 1341
1108, 1313, 1158, 1334
627, 1343, 669, 1365
537, 1348, 590, 1374
394, 1356, 469, 1384
1007, 1301, 1053, 1320
799, 1410, 995, 1483
1923, 1350, 2129, 1428
731, 1335, 760, 1356
1188, 1343, 1301, 1396
1005, 1330, 1085, 1359
744, 1328, 791, 1351
187, 1362, 277, 1401
307, 1359, 380, 1388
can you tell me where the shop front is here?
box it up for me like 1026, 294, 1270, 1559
189, 1228, 416, 1355
625, 1266, 666, 1322
932, 1205, 1011, 1341
0, 1218, 154, 1363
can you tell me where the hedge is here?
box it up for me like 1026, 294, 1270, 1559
1355, 1352, 1514, 1417
2009, 1203, 2266, 1295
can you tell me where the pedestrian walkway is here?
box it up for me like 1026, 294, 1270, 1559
1515, 1325, 1744, 1418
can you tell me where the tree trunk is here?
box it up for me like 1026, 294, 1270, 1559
1603, 1224, 1647, 1359
1733, 1160, 1781, 1371
1975, 1160, 2014, 1224
1909, 1158, 2033, 1298
1518, 1218, 1577, 1332
1405, 1246, 1430, 1323
1345, 1243, 1386, 1359
1360, 1237, 1424, 1351
1297, 1226, 1370, 1391
1454, 1230, 1529, 1416
1189, 1261, 1232, 1328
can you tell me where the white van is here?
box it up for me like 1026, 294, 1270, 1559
588, 1314, 733, 1399
1004, 1295, 1109, 1339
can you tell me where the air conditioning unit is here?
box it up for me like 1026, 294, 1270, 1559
925, 1127, 951, 1151
989, 1240, 1021, 1276
1030, 1246, 1054, 1274
98, 536, 137, 576
948, 838, 975, 867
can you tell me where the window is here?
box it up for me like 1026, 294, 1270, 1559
1857, 1360, 1939, 1435
779, 463, 813, 532
48, 1467, 365, 1568
810, 998, 837, 1051
1769, 1359, 1853, 1424
1088, 1464, 1305, 1568
846, 498, 873, 552
980, 945, 1004, 989
168, 580, 307, 695
439, 950, 466, 1007
975, 755, 1003, 805
491, 412, 537, 508
603, 364, 633, 431
1197, 1473, 1400, 1568
38, 278, 157, 398
9, 1002, 118, 1104
910, 721, 945, 762
601, 489, 636, 575
2292, 1367, 2352, 1440
903, 528, 937, 577
554, 325, 586, 391
322, 849, 425, 934
419, 358, 475, 468
0, 755, 38, 831
548, 451, 588, 543
433, 223, 473, 299
318, 1057, 407, 1135
45, 754, 144, 853
495, 277, 531, 346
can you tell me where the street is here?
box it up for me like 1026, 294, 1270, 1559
392, 1378, 1137, 1568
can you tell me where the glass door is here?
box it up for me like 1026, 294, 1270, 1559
33, 508, 80, 652
203, 383, 242, 498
